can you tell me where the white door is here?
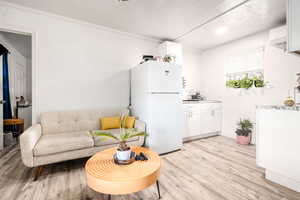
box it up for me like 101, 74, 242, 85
0, 55, 3, 150
148, 62, 182, 93
147, 93, 184, 154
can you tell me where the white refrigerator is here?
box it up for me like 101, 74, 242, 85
131, 61, 184, 154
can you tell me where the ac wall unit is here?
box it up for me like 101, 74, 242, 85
269, 25, 287, 51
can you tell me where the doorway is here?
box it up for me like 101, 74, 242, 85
0, 31, 32, 150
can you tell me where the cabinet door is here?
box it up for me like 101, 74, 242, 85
184, 105, 201, 138
188, 111, 202, 137
208, 108, 222, 133
197, 104, 221, 134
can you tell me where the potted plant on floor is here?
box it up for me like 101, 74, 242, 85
235, 119, 253, 145
94, 128, 147, 161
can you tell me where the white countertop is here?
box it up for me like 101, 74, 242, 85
256, 105, 300, 111
182, 100, 222, 104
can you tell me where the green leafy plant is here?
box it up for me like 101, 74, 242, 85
235, 119, 253, 137
226, 80, 241, 88
240, 77, 253, 89
94, 128, 147, 151
226, 74, 265, 89
163, 55, 172, 63
253, 76, 264, 88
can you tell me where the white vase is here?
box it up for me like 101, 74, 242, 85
116, 148, 132, 161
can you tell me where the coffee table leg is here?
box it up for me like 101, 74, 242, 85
156, 180, 161, 199
108, 194, 111, 200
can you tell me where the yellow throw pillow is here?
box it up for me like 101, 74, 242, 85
124, 116, 135, 128
100, 117, 121, 130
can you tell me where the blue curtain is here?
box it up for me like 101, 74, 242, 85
0, 44, 12, 119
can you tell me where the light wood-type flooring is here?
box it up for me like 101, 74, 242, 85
1, 136, 300, 200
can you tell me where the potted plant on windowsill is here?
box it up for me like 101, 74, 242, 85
240, 76, 253, 89
235, 119, 253, 145
94, 128, 147, 161
226, 79, 241, 88
253, 76, 264, 88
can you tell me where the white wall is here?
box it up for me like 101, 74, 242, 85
192, 30, 300, 139
0, 2, 159, 122
182, 47, 202, 90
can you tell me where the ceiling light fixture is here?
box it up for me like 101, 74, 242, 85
118, 0, 129, 2
215, 26, 228, 35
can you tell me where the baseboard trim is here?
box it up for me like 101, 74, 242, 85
183, 132, 219, 143
266, 170, 300, 192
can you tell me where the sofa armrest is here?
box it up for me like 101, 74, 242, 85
134, 119, 146, 132
20, 124, 42, 167
134, 120, 146, 146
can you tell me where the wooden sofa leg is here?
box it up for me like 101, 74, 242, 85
33, 166, 44, 181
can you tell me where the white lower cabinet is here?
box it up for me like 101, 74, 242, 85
184, 102, 222, 141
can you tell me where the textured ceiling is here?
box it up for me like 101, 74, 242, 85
177, 0, 286, 50
1, 0, 286, 50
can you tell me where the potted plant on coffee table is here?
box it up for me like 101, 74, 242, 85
94, 128, 147, 161
235, 119, 253, 145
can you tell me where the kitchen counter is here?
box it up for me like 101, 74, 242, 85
256, 108, 300, 192
256, 105, 300, 111
183, 100, 222, 104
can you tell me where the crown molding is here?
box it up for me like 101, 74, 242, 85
0, 0, 161, 44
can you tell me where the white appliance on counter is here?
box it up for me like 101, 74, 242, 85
183, 101, 222, 141
131, 61, 184, 154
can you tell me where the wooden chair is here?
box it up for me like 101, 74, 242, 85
4, 118, 25, 139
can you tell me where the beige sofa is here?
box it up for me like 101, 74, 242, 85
20, 109, 146, 169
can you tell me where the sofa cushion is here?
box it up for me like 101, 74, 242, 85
92, 129, 139, 147
40, 109, 129, 135
33, 131, 94, 156
100, 117, 121, 130
124, 116, 136, 128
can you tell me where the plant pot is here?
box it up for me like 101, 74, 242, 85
236, 135, 251, 145
116, 148, 132, 161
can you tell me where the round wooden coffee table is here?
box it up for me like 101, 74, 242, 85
85, 146, 161, 200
